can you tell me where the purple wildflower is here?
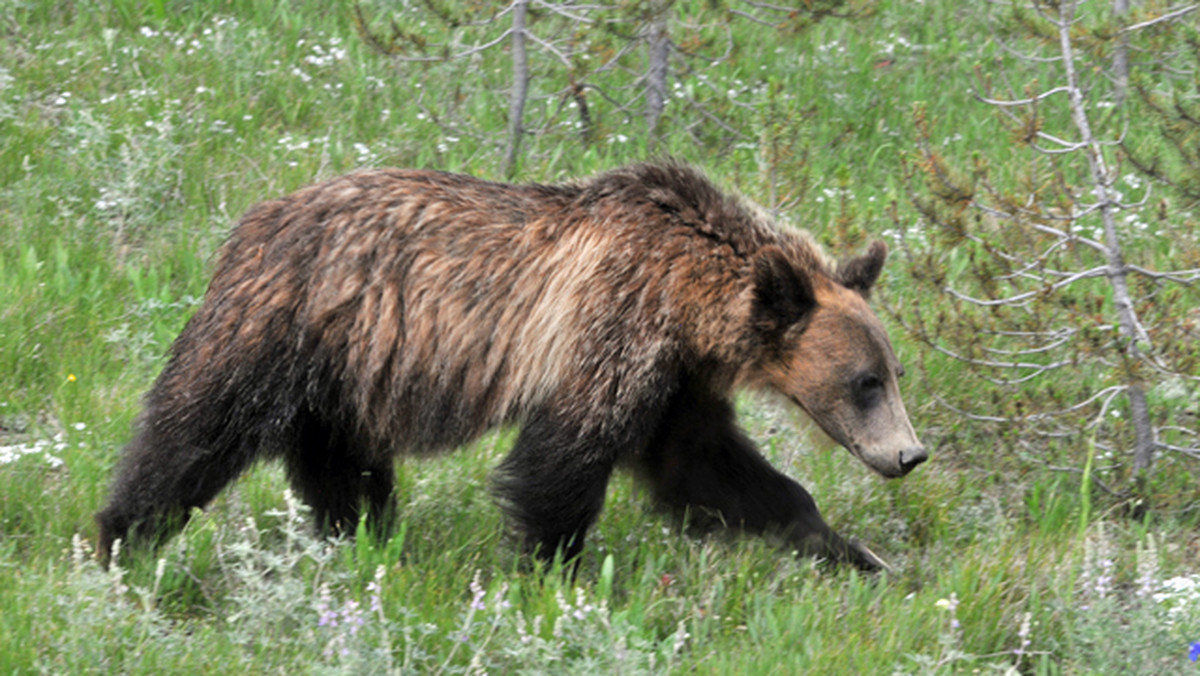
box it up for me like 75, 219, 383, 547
316, 584, 338, 628
1189, 641, 1200, 663
469, 571, 487, 611
368, 565, 385, 615
341, 599, 364, 636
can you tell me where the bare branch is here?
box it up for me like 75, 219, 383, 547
385, 28, 515, 63
945, 264, 1112, 308
729, 10, 784, 27
981, 329, 1075, 356
744, 0, 802, 11
921, 338, 1075, 375
1042, 461, 1126, 496
1160, 425, 1199, 440
1126, 264, 1200, 284
529, 0, 605, 23
1119, 4, 1199, 33
975, 85, 1073, 107
1032, 129, 1082, 149
1034, 224, 1109, 254
679, 93, 748, 139
1030, 140, 1088, 155
576, 82, 637, 119
523, 29, 573, 68
992, 30, 1065, 64
927, 392, 1014, 423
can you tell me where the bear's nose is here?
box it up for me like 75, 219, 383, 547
898, 446, 928, 474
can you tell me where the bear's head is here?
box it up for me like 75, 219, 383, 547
752, 240, 926, 478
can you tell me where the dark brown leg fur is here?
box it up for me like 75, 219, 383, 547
95, 419, 259, 564
636, 383, 887, 572
284, 410, 396, 539
492, 408, 624, 563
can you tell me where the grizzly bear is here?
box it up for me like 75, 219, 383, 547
96, 161, 925, 571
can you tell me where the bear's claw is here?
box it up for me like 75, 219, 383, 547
849, 539, 892, 573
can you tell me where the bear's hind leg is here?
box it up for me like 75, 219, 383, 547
283, 413, 397, 540
492, 410, 621, 564
636, 387, 887, 571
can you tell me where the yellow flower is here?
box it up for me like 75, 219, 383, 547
67, 373, 77, 382
935, 593, 959, 612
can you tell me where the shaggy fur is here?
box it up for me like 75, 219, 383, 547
96, 161, 923, 570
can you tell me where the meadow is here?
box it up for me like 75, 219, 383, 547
2, 0, 1199, 672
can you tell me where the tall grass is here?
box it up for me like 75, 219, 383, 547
2, 0, 1198, 672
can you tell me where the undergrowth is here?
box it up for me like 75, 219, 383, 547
2, 0, 1198, 672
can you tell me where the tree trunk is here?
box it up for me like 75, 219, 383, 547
1112, 0, 1130, 105
503, 0, 529, 178
1058, 1, 1157, 488
644, 3, 670, 146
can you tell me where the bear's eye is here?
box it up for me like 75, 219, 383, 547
852, 372, 884, 410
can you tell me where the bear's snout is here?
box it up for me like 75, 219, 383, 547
898, 445, 928, 475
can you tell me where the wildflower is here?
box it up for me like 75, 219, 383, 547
153, 557, 167, 595
1190, 641, 1200, 663
316, 583, 338, 627
571, 587, 594, 620
491, 582, 511, 612
935, 593, 960, 630
71, 533, 91, 570
469, 570, 486, 611
367, 565, 385, 615
343, 599, 365, 633
1013, 612, 1032, 657
67, 373, 76, 382
672, 619, 690, 655
515, 610, 530, 644
1135, 536, 1159, 599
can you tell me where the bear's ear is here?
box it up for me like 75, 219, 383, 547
752, 245, 817, 334
837, 240, 888, 296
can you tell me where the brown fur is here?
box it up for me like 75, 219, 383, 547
96, 161, 923, 570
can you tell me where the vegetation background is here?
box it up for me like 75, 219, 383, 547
1, 0, 1198, 672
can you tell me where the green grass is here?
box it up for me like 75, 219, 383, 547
2, 0, 1199, 672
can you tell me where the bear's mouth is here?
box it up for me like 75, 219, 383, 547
782, 396, 920, 480
785, 394, 858, 456
838, 435, 907, 479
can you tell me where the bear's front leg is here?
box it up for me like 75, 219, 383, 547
492, 409, 622, 564
636, 384, 889, 572
95, 417, 258, 564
